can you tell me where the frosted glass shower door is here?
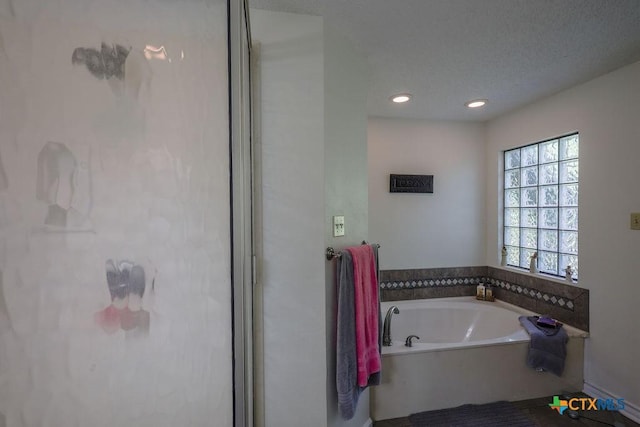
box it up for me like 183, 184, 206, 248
0, 0, 232, 425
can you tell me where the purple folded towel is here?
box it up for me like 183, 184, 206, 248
519, 315, 568, 376
536, 315, 562, 329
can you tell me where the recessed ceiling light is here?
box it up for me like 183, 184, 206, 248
390, 93, 412, 103
465, 99, 487, 108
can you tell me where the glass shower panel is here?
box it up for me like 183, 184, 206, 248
0, 1, 232, 425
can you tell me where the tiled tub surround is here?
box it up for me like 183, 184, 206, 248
487, 267, 589, 332
379, 266, 589, 331
380, 266, 488, 300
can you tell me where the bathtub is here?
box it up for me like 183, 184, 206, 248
371, 296, 588, 421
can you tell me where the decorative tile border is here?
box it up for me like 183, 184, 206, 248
380, 273, 575, 312
379, 266, 589, 331
486, 278, 575, 311
488, 266, 589, 331
379, 266, 488, 284
380, 276, 483, 289
379, 266, 487, 302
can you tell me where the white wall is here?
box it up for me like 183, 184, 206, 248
486, 61, 640, 413
251, 9, 328, 427
323, 26, 370, 427
253, 11, 373, 426
0, 0, 232, 425
368, 118, 486, 270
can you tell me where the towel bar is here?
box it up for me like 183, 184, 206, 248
326, 242, 380, 261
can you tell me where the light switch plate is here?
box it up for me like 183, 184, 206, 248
631, 213, 640, 230
333, 215, 345, 237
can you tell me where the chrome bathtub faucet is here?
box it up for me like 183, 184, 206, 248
382, 306, 399, 346
405, 335, 420, 347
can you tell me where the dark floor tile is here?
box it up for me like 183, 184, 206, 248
376, 393, 640, 427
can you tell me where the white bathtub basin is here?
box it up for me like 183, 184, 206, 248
381, 296, 586, 355
373, 296, 588, 421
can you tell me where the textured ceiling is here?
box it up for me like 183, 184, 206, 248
249, 0, 640, 121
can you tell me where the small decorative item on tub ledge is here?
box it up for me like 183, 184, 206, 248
476, 282, 495, 301
564, 265, 574, 283
501, 246, 507, 267
529, 251, 538, 274
485, 284, 495, 301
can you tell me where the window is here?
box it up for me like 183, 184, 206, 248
503, 134, 579, 279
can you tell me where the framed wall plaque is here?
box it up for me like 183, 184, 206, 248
389, 174, 433, 193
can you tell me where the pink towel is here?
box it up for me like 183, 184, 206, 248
347, 245, 381, 387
